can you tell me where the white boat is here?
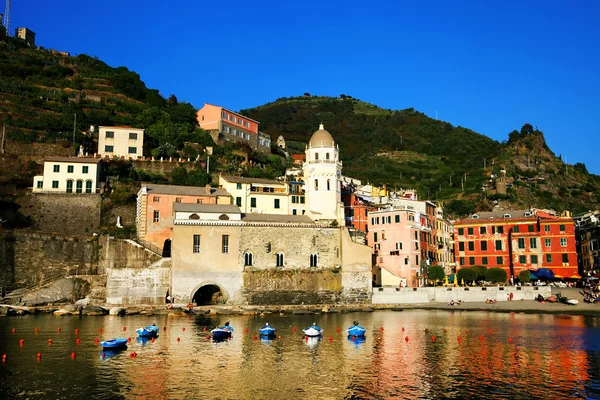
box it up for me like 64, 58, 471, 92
302, 323, 323, 337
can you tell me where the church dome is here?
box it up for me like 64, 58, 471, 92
309, 124, 335, 148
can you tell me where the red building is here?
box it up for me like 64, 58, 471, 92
342, 192, 376, 232
454, 210, 578, 280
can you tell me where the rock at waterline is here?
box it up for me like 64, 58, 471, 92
81, 305, 108, 316
109, 307, 125, 316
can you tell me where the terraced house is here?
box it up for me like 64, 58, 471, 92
33, 157, 102, 194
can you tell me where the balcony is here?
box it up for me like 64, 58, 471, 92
306, 159, 343, 166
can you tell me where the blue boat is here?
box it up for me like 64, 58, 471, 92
347, 321, 367, 337
137, 325, 160, 337
348, 335, 366, 346
259, 323, 276, 337
100, 338, 128, 350
211, 322, 234, 341
302, 322, 323, 337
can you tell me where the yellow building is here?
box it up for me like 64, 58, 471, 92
219, 175, 289, 215
98, 126, 144, 159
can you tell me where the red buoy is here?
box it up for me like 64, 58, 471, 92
123, 326, 127, 331
19, 339, 24, 345
47, 339, 53, 345
508, 337, 513, 343
401, 327, 405, 332
177, 337, 181, 342
336, 327, 340, 333
432, 336, 435, 342
98, 328, 102, 333
292, 327, 297, 332
36, 352, 42, 359
253, 335, 258, 340
305, 336, 308, 341
127, 337, 131, 343
206, 335, 210, 340
425, 328, 429, 333
466, 329, 469, 333
163, 327, 166, 331
489, 329, 493, 334
57, 327, 61, 333
11, 328, 16, 334
329, 336, 333, 341
182, 327, 186, 332
405, 336, 409, 342
94, 338, 99, 343
203, 327, 207, 332
380, 327, 384, 332
479, 335, 483, 341
457, 336, 461, 341
244, 328, 249, 333
151, 337, 155, 343
2, 354, 6, 362
75, 338, 81, 344
130, 352, 134, 358
34, 328, 39, 333
75, 328, 79, 335
278, 336, 281, 339
444, 328, 447, 332
101, 352, 105, 358
71, 352, 75, 359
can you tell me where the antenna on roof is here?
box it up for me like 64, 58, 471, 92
4, 0, 11, 37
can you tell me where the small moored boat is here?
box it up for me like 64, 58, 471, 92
211, 322, 234, 341
137, 325, 160, 337
347, 321, 367, 337
259, 323, 276, 337
302, 322, 323, 337
100, 338, 128, 350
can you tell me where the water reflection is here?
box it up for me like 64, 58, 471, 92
0, 311, 599, 399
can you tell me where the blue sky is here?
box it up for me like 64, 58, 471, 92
8, 1, 600, 172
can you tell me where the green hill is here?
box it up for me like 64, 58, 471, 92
241, 96, 600, 216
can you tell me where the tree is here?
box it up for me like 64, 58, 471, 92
518, 270, 531, 284
485, 267, 508, 283
170, 166, 211, 187
471, 266, 488, 281
457, 267, 477, 282
520, 123, 534, 137
427, 265, 445, 283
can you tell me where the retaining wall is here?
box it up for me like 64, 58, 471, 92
372, 286, 552, 304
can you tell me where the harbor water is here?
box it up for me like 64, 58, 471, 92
1, 310, 599, 399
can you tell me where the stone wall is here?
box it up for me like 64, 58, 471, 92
103, 204, 137, 228
0, 233, 16, 295
105, 259, 171, 305
132, 160, 193, 177
243, 269, 343, 305
17, 192, 101, 235
11, 231, 99, 288
371, 286, 552, 304
4, 142, 73, 164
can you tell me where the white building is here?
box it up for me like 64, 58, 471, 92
302, 124, 345, 224
98, 126, 144, 159
219, 176, 289, 215
33, 157, 102, 193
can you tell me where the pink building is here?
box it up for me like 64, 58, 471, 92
196, 104, 271, 152
368, 206, 430, 287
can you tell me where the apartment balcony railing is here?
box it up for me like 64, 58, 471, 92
306, 159, 343, 166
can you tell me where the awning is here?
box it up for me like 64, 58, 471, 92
535, 268, 555, 279
570, 275, 581, 279
529, 271, 538, 280
554, 275, 563, 279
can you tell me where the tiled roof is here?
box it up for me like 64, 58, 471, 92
173, 203, 241, 213
144, 183, 229, 197
45, 157, 101, 164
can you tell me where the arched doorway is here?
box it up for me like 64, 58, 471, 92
192, 284, 227, 306
162, 239, 171, 258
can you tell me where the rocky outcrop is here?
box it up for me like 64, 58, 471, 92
20, 278, 92, 306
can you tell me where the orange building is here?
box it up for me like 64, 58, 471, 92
342, 192, 376, 232
454, 209, 578, 280
136, 183, 231, 254
196, 104, 271, 152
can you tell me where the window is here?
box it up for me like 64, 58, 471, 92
560, 224, 565, 232
276, 253, 284, 267
458, 228, 464, 235
496, 256, 503, 265
236, 183, 242, 190
498, 226, 504, 234
468, 242, 474, 251
82, 166, 89, 174
480, 226, 486, 234
196, 199, 203, 204
153, 196, 160, 202
481, 241, 488, 251
250, 198, 256, 208
562, 254, 569, 263
274, 199, 280, 209
545, 238, 551, 247
531, 255, 538, 264
105, 145, 114, 152
327, 179, 331, 190
223, 126, 229, 133
310, 254, 318, 267
495, 240, 502, 250
222, 235, 229, 254
129, 132, 138, 140
395, 215, 400, 223
85, 180, 92, 193
315, 153, 319, 160
415, 242, 419, 250
546, 254, 552, 263
374, 232, 378, 242
469, 257, 475, 265
560, 238, 567, 247
482, 257, 488, 265
314, 179, 319, 190
67, 165, 74, 173
236, 197, 242, 207
105, 131, 114, 138
326, 153, 330, 160
229, 115, 235, 122
468, 227, 474, 235
396, 242, 402, 250
66, 180, 73, 193
409, 215, 415, 222
76, 180, 83, 193
175, 197, 182, 203
492, 226, 496, 234
36, 181, 43, 189
459, 242, 465, 251
53, 165, 60, 173
300, 197, 305, 204
193, 235, 201, 253
513, 226, 520, 233
460, 257, 465, 265
237, 117, 242, 124
128, 147, 137, 154
518, 238, 525, 249
519, 255, 526, 264
153, 210, 160, 223
293, 209, 297, 215
382, 218, 386, 225
530, 238, 537, 249
387, 216, 391, 224
528, 225, 534, 232
544, 225, 550, 232
416, 255, 419, 265
244, 252, 253, 266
